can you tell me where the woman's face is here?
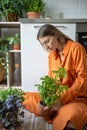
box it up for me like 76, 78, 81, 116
39, 36, 61, 52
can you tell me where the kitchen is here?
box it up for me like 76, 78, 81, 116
0, 1, 87, 130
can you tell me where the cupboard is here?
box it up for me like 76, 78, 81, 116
0, 22, 21, 88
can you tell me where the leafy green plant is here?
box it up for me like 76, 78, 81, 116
0, 37, 10, 52
0, 0, 25, 20
24, 0, 45, 13
0, 87, 25, 129
35, 66, 67, 106
7, 33, 20, 45
0, 94, 24, 130
0, 37, 10, 80
0, 87, 25, 101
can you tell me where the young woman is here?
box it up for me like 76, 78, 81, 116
23, 24, 87, 130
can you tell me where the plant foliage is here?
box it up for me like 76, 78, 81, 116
0, 0, 25, 18
7, 33, 20, 45
24, 0, 45, 13
0, 37, 10, 80
35, 66, 67, 106
0, 87, 25, 101
0, 94, 24, 130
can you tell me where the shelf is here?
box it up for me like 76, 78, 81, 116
9, 50, 21, 52
0, 22, 20, 28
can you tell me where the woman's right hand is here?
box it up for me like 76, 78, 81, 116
38, 102, 60, 119
38, 102, 52, 117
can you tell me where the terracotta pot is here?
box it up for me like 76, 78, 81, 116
13, 44, 20, 50
27, 12, 40, 19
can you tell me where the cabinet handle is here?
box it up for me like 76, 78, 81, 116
34, 25, 66, 30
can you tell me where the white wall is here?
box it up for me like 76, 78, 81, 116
43, 0, 87, 19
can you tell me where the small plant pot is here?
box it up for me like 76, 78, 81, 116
27, 12, 40, 19
13, 44, 20, 50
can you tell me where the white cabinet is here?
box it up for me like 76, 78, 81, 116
21, 23, 76, 92
0, 22, 21, 88
21, 24, 48, 92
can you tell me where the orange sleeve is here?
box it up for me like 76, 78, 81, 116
23, 92, 40, 115
60, 44, 87, 104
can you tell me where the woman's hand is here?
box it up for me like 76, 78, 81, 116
38, 101, 61, 119
38, 102, 52, 117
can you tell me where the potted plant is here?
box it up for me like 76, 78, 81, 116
0, 38, 10, 52
0, 87, 25, 130
0, 0, 25, 21
0, 87, 25, 101
35, 66, 67, 118
0, 38, 10, 82
24, 0, 46, 18
7, 33, 20, 50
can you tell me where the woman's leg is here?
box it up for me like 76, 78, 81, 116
23, 92, 40, 115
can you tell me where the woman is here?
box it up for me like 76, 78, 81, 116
23, 24, 87, 130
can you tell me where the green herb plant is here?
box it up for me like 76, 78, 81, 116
0, 0, 25, 21
0, 87, 25, 101
0, 95, 24, 130
0, 87, 25, 130
24, 0, 45, 13
35, 66, 67, 107
7, 33, 20, 45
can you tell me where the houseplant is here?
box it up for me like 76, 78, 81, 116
0, 37, 10, 81
7, 33, 20, 50
0, 87, 25, 101
0, 87, 25, 130
24, 0, 46, 18
0, 0, 25, 21
35, 66, 67, 119
35, 66, 67, 107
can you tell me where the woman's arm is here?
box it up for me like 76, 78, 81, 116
60, 44, 87, 104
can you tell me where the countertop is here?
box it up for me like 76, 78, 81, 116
20, 18, 87, 24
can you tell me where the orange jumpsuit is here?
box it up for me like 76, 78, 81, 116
23, 40, 87, 130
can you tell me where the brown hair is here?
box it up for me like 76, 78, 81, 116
37, 24, 72, 44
